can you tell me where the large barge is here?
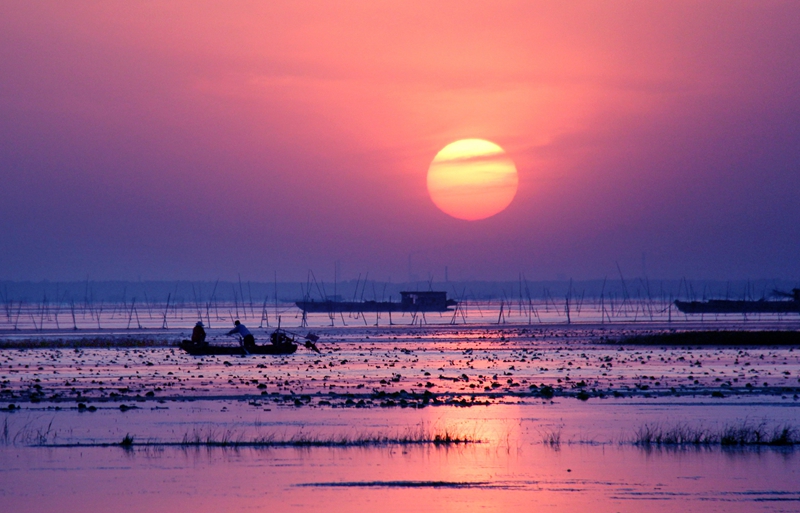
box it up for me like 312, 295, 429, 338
295, 291, 457, 313
674, 289, 800, 314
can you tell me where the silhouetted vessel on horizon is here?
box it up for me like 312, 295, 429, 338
295, 291, 457, 313
674, 288, 800, 314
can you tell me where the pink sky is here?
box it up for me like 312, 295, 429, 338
1, 2, 799, 281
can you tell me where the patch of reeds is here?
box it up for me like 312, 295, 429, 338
174, 423, 474, 447
1, 416, 55, 446
632, 421, 798, 447
37, 423, 477, 449
539, 426, 563, 447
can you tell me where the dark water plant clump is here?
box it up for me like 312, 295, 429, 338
538, 385, 555, 399
632, 421, 799, 447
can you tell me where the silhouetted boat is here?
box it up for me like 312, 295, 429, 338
674, 289, 800, 314
179, 329, 317, 356
295, 291, 457, 313
179, 340, 297, 356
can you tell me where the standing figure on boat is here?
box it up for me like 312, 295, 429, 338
228, 320, 255, 350
191, 321, 207, 346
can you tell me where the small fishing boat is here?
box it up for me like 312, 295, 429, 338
179, 329, 318, 356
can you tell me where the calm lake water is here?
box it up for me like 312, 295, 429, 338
2, 411, 798, 513
2, 318, 799, 512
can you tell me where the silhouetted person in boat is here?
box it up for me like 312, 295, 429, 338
269, 329, 321, 353
270, 330, 292, 346
191, 321, 207, 346
228, 320, 255, 350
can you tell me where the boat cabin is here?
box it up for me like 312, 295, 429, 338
399, 291, 456, 310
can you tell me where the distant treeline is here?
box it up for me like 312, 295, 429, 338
1, 278, 798, 304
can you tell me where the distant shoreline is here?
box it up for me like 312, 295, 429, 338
620, 330, 800, 346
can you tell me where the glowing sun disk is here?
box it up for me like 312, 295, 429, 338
427, 139, 518, 221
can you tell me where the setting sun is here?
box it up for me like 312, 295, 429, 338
427, 139, 519, 221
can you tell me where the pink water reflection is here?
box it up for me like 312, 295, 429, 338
2, 442, 797, 512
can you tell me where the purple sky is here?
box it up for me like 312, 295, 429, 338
1, 2, 799, 282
